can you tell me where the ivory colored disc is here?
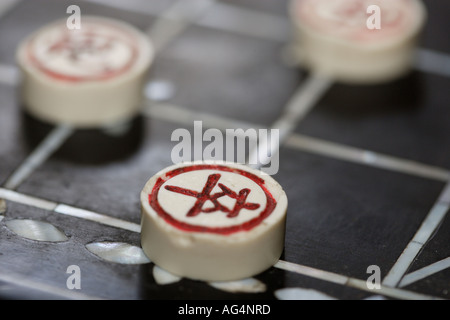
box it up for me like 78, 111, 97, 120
289, 0, 427, 84
16, 16, 154, 127
140, 162, 288, 281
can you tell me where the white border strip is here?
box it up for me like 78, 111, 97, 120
275, 260, 441, 300
345, 278, 440, 300
268, 73, 332, 142
3, 125, 73, 190
285, 134, 450, 182
248, 72, 332, 169
438, 183, 450, 205
0, 188, 140, 233
144, 101, 450, 183
146, 0, 215, 53
54, 204, 141, 233
382, 202, 449, 287
399, 257, 450, 288
416, 49, 450, 79
275, 260, 347, 285
144, 101, 260, 131
0, 188, 57, 211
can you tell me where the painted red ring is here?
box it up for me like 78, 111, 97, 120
148, 164, 277, 235
27, 22, 138, 82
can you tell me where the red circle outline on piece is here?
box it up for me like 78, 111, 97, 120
148, 164, 277, 235
27, 22, 138, 82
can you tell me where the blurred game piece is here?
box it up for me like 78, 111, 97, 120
289, 0, 427, 84
140, 161, 288, 281
16, 16, 154, 127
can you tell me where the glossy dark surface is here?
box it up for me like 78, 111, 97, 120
0, 0, 448, 300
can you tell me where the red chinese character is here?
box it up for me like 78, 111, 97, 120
165, 174, 260, 218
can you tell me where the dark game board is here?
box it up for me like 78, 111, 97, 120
0, 0, 449, 300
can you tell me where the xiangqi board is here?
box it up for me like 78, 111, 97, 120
0, 0, 449, 300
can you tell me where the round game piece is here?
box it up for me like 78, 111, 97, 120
289, 0, 427, 84
16, 16, 153, 127
140, 161, 288, 281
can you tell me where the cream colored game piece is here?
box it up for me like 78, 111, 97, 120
140, 161, 288, 281
16, 16, 153, 127
289, 0, 427, 84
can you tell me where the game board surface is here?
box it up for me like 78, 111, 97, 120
0, 0, 449, 300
